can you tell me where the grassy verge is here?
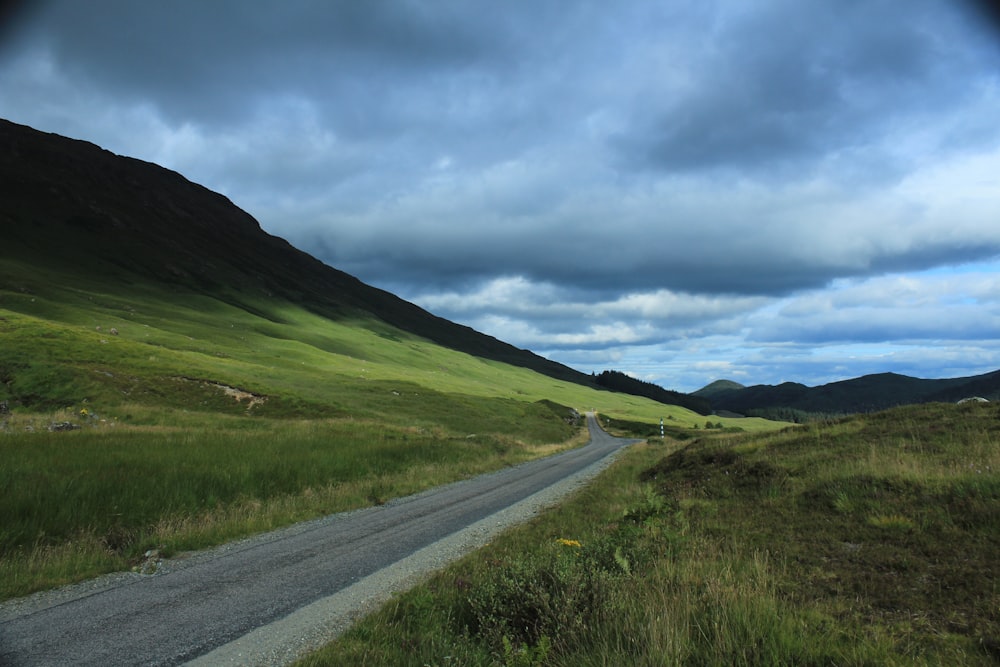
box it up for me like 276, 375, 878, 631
0, 402, 586, 601
300, 401, 1000, 666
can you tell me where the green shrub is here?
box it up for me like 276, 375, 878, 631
463, 539, 616, 654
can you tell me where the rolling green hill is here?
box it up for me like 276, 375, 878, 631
594, 370, 712, 415
0, 118, 784, 598
0, 118, 593, 388
0, 118, 722, 419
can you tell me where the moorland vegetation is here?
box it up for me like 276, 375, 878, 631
5, 119, 995, 663
301, 401, 1000, 666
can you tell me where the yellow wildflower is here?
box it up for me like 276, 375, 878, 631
556, 538, 582, 548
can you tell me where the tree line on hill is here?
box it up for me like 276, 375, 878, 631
592, 367, 1000, 424
700, 370, 1000, 421
594, 370, 712, 415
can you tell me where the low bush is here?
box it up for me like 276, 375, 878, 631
303, 403, 1000, 666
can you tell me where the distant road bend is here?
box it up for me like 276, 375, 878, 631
0, 413, 638, 666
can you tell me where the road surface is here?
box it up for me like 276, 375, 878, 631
0, 414, 637, 666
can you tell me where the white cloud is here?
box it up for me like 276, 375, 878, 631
448, 266, 1000, 392
755, 270, 1000, 343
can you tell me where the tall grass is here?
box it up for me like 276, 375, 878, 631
0, 406, 584, 600
301, 402, 1000, 666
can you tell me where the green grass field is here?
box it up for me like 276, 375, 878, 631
0, 406, 588, 599
8, 255, 992, 662
301, 401, 1000, 666
0, 258, 784, 599
0, 257, 781, 428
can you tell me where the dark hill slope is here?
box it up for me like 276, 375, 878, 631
594, 370, 711, 415
0, 118, 594, 386
708, 370, 1000, 416
691, 379, 745, 398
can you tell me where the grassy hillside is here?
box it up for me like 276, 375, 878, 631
0, 254, 781, 600
302, 401, 1000, 666
594, 370, 712, 415
0, 118, 784, 600
0, 256, 774, 427
0, 118, 594, 387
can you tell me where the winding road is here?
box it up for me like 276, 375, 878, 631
0, 414, 637, 666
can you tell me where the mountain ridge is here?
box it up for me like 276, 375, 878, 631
5, 117, 995, 421
0, 118, 594, 388
703, 369, 1000, 419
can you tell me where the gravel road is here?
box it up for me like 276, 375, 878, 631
0, 414, 637, 666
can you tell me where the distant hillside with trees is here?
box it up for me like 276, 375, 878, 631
595, 370, 712, 415
698, 370, 1000, 420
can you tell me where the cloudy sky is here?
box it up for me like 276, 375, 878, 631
2, 1, 1000, 392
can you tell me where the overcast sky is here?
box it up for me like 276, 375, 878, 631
2, 1, 1000, 392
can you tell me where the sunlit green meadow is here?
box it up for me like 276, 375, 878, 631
0, 258, 778, 429
0, 260, 786, 599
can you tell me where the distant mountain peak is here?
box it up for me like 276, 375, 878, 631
692, 379, 746, 397
704, 369, 1000, 418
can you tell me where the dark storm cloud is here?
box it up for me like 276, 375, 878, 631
4, 1, 998, 297
614, 0, 985, 176
5, 0, 503, 127
2, 1, 1000, 388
